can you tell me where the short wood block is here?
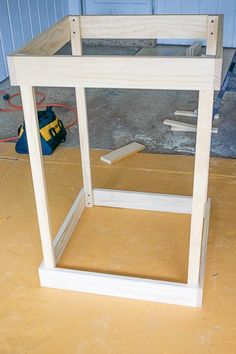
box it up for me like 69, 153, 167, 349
100, 142, 145, 165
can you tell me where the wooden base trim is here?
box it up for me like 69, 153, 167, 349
93, 188, 192, 214
38, 200, 210, 307
53, 188, 85, 263
39, 265, 201, 307
197, 198, 211, 305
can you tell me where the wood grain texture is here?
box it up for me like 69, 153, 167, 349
39, 264, 202, 307
8, 55, 219, 90
206, 15, 223, 58
79, 15, 208, 39
70, 16, 94, 207
2, 145, 236, 346
100, 142, 145, 164
93, 188, 192, 214
53, 188, 85, 263
69, 16, 82, 54
20, 86, 55, 268
164, 119, 218, 133
188, 90, 214, 286
8, 14, 222, 306
16, 16, 70, 55
197, 198, 211, 306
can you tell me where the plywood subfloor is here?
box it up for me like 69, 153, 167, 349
58, 207, 190, 283
0, 143, 236, 354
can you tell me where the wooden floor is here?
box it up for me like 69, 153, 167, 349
0, 143, 236, 354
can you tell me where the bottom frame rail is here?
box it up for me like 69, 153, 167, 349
39, 198, 211, 307
199, 198, 211, 289
53, 188, 85, 262
39, 265, 202, 307
93, 188, 192, 214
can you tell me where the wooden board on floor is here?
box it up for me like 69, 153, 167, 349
100, 142, 145, 165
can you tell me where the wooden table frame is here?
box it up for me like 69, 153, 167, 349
8, 15, 223, 307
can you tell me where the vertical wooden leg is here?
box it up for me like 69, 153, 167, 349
69, 16, 93, 207
75, 87, 93, 207
20, 86, 55, 268
188, 89, 214, 286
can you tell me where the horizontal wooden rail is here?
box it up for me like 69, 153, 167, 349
8, 55, 222, 90
39, 264, 202, 307
93, 188, 192, 214
79, 15, 209, 39
53, 189, 85, 263
16, 17, 70, 56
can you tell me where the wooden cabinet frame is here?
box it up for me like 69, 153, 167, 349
8, 15, 223, 307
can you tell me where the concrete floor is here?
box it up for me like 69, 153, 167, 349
0, 45, 236, 157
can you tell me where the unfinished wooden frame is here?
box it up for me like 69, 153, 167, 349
8, 15, 223, 307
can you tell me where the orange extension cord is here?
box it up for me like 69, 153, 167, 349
0, 90, 78, 143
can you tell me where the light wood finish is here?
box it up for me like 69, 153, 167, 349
206, 16, 219, 56
17, 17, 70, 56
205, 16, 223, 88
174, 109, 219, 120
8, 55, 221, 90
206, 15, 223, 58
79, 15, 208, 40
216, 15, 224, 59
198, 198, 211, 299
69, 16, 82, 54
93, 188, 192, 214
53, 189, 85, 263
7, 15, 223, 307
175, 109, 198, 118
70, 16, 93, 207
20, 86, 55, 268
188, 90, 214, 286
171, 127, 218, 134
164, 119, 198, 131
186, 41, 202, 56
100, 142, 145, 165
74, 88, 93, 207
4, 147, 236, 349
39, 264, 202, 307
164, 119, 218, 134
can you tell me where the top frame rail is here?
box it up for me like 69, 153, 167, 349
15, 17, 70, 56
79, 15, 208, 39
8, 15, 223, 90
12, 15, 223, 58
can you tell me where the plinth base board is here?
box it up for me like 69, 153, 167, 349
39, 265, 203, 307
39, 197, 210, 307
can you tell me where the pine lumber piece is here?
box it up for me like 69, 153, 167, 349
164, 119, 218, 134
100, 142, 145, 165
186, 41, 202, 56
